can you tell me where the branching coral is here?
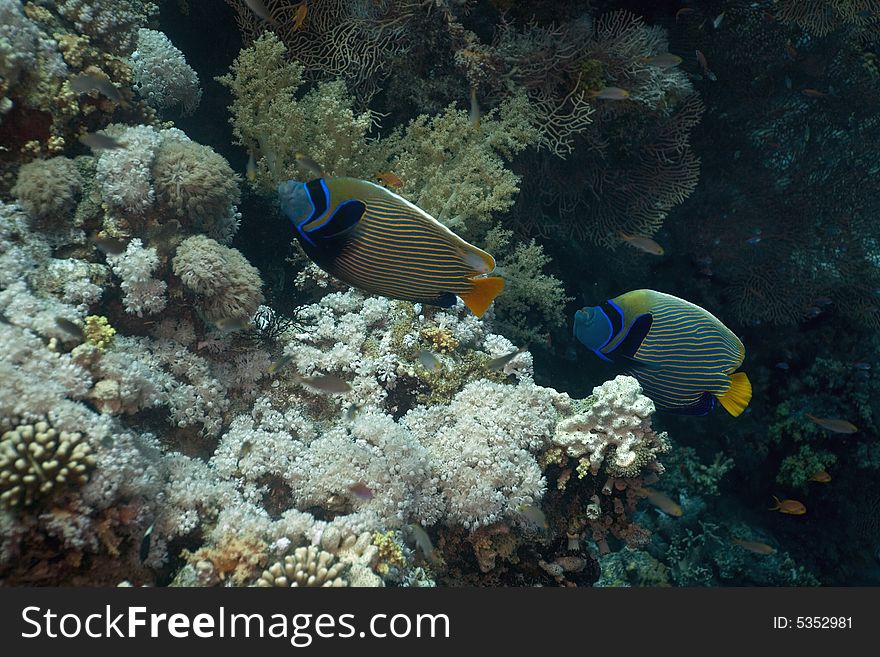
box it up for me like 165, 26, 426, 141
553, 376, 669, 479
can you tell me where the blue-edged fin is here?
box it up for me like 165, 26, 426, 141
432, 292, 457, 308
607, 313, 653, 358
677, 392, 716, 416
716, 371, 752, 417
304, 200, 365, 239
459, 276, 504, 317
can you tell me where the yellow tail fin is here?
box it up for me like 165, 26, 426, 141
460, 276, 504, 317
717, 371, 752, 417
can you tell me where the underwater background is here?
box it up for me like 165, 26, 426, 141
0, 0, 878, 587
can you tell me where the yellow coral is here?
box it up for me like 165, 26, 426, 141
371, 531, 406, 576
419, 326, 459, 354
84, 315, 115, 350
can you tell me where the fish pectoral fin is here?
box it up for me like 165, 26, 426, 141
716, 371, 752, 417
459, 276, 505, 317
304, 199, 365, 239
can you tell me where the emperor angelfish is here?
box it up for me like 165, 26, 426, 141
574, 289, 752, 416
278, 177, 504, 317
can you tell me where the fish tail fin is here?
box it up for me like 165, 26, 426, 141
460, 276, 505, 317
717, 371, 752, 416
768, 496, 780, 511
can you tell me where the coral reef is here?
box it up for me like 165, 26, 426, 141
256, 546, 348, 587
131, 28, 201, 116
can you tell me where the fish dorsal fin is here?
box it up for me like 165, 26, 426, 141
716, 371, 752, 416
607, 313, 653, 358
304, 199, 366, 239
459, 276, 504, 317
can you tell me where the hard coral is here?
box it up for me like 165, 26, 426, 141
172, 235, 264, 324
255, 546, 348, 587
0, 419, 97, 509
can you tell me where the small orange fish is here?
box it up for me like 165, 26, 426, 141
675, 7, 695, 21
619, 232, 664, 255
808, 469, 831, 483
801, 88, 827, 98
292, 2, 308, 31
731, 537, 777, 555
769, 496, 806, 515
349, 483, 374, 500
643, 488, 683, 517
806, 414, 858, 434
376, 171, 403, 189
695, 49, 710, 75
590, 86, 630, 101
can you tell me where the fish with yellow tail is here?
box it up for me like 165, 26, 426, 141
574, 289, 752, 416
641, 488, 683, 517
769, 496, 806, 515
278, 177, 504, 316
731, 537, 776, 555
806, 414, 858, 434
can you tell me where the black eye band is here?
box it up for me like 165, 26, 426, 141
600, 300, 622, 337
305, 179, 328, 222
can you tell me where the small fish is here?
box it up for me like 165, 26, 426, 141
293, 372, 352, 394
853, 362, 871, 371
469, 86, 481, 128
695, 50, 711, 77
69, 73, 124, 105
731, 537, 776, 555
79, 132, 127, 151
808, 469, 832, 483
801, 88, 827, 98
769, 496, 806, 515
343, 403, 361, 422
813, 296, 833, 306
292, 2, 308, 31
91, 234, 128, 256
746, 235, 762, 245
418, 349, 442, 371
348, 483, 374, 501
139, 523, 154, 562
774, 361, 790, 371
246, 150, 257, 182
243, 0, 279, 27
376, 171, 403, 189
268, 354, 294, 375
619, 232, 664, 255
519, 503, 549, 529
713, 12, 725, 29
802, 306, 822, 319
806, 414, 858, 434
643, 488, 683, 516
487, 346, 526, 371
643, 53, 683, 68
590, 86, 630, 100
784, 75, 793, 90
408, 524, 434, 560
675, 7, 695, 21
294, 152, 324, 179
215, 316, 251, 332
784, 42, 799, 62
55, 317, 84, 340
762, 10, 775, 23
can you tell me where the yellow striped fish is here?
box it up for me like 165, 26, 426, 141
278, 177, 504, 316
573, 289, 752, 416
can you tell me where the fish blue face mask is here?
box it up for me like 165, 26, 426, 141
573, 305, 614, 360
279, 179, 330, 247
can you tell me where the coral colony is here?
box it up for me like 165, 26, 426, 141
0, 0, 878, 587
